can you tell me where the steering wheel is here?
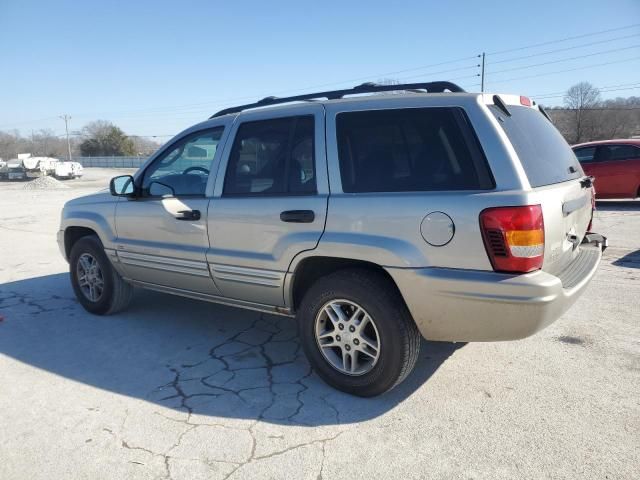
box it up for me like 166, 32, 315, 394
182, 166, 209, 175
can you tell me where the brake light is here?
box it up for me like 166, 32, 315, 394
480, 205, 544, 273
520, 96, 532, 106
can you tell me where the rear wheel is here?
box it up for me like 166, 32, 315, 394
69, 235, 133, 315
297, 268, 420, 397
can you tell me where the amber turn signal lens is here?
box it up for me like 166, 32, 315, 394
505, 229, 544, 246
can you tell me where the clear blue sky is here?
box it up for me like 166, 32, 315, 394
1, 0, 639, 139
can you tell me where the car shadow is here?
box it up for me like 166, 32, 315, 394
0, 273, 463, 426
612, 249, 640, 269
595, 199, 640, 211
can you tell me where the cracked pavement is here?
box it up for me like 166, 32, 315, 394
1, 172, 639, 479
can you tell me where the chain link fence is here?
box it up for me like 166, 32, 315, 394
74, 156, 148, 168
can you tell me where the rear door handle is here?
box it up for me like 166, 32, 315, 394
280, 210, 315, 223
175, 209, 201, 221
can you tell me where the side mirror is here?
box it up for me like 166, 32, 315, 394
109, 175, 135, 196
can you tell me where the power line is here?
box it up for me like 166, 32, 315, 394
49, 62, 482, 123
487, 23, 640, 55
534, 82, 640, 99
64, 55, 481, 120
532, 81, 640, 98
6, 24, 640, 129
489, 56, 640, 84
211, 25, 639, 111
0, 116, 60, 129
488, 33, 640, 65
538, 87, 640, 101
487, 44, 640, 75
391, 64, 480, 82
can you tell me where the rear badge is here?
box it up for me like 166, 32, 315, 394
420, 212, 455, 247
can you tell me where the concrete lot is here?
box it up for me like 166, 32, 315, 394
0, 170, 638, 480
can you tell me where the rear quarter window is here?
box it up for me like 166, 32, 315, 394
336, 107, 494, 193
489, 105, 583, 187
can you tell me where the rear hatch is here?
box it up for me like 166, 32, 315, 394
488, 98, 593, 275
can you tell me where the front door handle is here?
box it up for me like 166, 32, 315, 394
175, 209, 201, 221
280, 210, 315, 223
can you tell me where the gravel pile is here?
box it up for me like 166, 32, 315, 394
22, 176, 70, 190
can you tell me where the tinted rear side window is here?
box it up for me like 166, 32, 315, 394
336, 107, 494, 193
490, 105, 583, 187
223, 116, 316, 196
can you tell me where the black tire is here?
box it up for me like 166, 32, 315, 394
297, 268, 420, 397
69, 235, 133, 315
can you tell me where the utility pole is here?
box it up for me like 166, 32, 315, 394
480, 52, 486, 92
60, 114, 72, 161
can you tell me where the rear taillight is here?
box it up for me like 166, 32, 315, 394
480, 205, 544, 273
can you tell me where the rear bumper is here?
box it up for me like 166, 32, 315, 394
387, 233, 605, 342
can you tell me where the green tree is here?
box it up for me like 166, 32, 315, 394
79, 120, 135, 156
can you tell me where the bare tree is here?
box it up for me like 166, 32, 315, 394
129, 135, 162, 156
0, 129, 76, 159
548, 93, 640, 144
563, 82, 601, 143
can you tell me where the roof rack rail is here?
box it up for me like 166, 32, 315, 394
210, 81, 465, 118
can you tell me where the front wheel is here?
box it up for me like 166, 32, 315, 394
69, 235, 133, 315
297, 269, 420, 397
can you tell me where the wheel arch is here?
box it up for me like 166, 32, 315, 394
64, 226, 101, 259
286, 256, 405, 313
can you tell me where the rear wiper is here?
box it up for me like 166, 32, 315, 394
492, 95, 511, 117
579, 176, 594, 189
538, 105, 552, 122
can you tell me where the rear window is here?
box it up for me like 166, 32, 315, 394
490, 105, 583, 187
336, 107, 494, 193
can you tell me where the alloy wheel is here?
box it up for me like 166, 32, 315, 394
314, 299, 381, 376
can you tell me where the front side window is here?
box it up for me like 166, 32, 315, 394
574, 146, 597, 163
336, 107, 493, 193
600, 144, 640, 162
142, 127, 224, 196
223, 116, 316, 196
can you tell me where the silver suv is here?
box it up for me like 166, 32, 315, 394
58, 82, 606, 396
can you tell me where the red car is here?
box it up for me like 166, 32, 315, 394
572, 139, 640, 199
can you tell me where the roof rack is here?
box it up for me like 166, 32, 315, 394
210, 81, 465, 118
